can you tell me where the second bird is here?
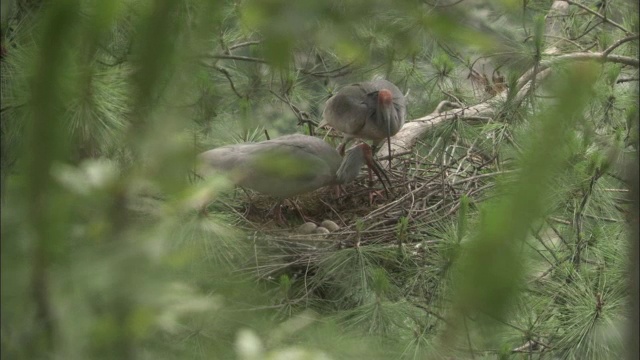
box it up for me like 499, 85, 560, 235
197, 134, 388, 222
320, 79, 406, 157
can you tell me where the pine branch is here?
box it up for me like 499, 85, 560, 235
572, 170, 603, 268
617, 77, 639, 83
602, 34, 640, 56
563, 0, 633, 35
212, 64, 244, 99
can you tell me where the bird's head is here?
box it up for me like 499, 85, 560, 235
376, 89, 398, 135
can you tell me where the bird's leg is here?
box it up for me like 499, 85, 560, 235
363, 151, 392, 202
371, 140, 392, 170
332, 184, 346, 199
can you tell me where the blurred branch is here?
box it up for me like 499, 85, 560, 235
299, 62, 353, 78
268, 89, 318, 133
546, 51, 639, 67
228, 40, 261, 51
524, 34, 588, 51
518, 51, 639, 90
572, 170, 602, 268
0, 103, 26, 113
210, 54, 267, 63
424, 0, 466, 7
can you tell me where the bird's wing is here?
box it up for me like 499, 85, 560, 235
322, 85, 370, 135
240, 141, 338, 197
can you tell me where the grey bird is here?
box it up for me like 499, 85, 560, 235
319, 79, 406, 157
197, 134, 388, 223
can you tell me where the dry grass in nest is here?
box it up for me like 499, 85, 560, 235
225, 146, 501, 279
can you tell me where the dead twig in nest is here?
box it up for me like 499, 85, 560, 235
228, 142, 501, 280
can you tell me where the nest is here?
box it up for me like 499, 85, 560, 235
223, 144, 497, 280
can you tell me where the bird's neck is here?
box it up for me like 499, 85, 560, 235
335, 149, 366, 184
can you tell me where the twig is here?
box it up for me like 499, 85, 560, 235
299, 62, 353, 78
413, 302, 452, 325
617, 77, 639, 83
211, 64, 244, 99
563, 0, 632, 34
228, 40, 261, 51
572, 171, 601, 267
603, 34, 640, 56
210, 54, 267, 63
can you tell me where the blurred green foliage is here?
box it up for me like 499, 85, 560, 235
1, 0, 638, 359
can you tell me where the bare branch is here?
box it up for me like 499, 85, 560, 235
563, 0, 633, 34
199, 60, 245, 99
603, 34, 640, 56
213, 65, 244, 99
617, 77, 639, 83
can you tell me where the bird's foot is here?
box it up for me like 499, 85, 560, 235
368, 189, 386, 206
331, 185, 346, 199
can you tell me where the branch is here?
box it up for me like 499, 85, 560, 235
617, 77, 639, 83
213, 64, 244, 99
545, 52, 639, 67
563, 0, 633, 34
516, 50, 639, 90
199, 60, 245, 99
377, 68, 551, 159
299, 62, 353, 78
228, 40, 261, 51
603, 34, 640, 56
268, 90, 319, 133
209, 54, 267, 64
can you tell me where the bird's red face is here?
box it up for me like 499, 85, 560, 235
377, 89, 394, 107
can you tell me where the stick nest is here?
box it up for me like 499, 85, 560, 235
224, 144, 497, 280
